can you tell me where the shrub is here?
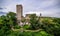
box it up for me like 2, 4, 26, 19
14, 25, 21, 29
23, 25, 30, 29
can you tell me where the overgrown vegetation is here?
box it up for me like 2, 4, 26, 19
0, 12, 60, 36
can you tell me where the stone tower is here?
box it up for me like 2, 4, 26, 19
16, 5, 23, 25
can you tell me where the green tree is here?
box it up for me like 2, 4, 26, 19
6, 12, 17, 29
0, 12, 17, 36
53, 18, 60, 24
29, 14, 41, 30
41, 18, 60, 36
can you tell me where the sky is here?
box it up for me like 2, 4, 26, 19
0, 0, 60, 17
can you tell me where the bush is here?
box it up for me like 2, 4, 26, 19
23, 25, 30, 29
41, 23, 60, 36
14, 25, 21, 29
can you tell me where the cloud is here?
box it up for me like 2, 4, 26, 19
21, 0, 60, 17
0, 8, 3, 10
0, 11, 7, 16
0, 0, 60, 17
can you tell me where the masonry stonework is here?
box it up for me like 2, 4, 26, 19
16, 5, 23, 25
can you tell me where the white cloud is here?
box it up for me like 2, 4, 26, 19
0, 0, 60, 17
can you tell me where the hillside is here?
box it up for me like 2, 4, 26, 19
0, 12, 60, 36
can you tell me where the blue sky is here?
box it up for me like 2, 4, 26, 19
0, 0, 60, 17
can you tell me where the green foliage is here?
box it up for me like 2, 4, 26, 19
53, 18, 60, 24
29, 14, 41, 30
41, 18, 60, 36
29, 16, 60, 36
0, 12, 18, 36
0, 12, 60, 36
6, 12, 17, 26
14, 25, 21, 29
23, 25, 30, 29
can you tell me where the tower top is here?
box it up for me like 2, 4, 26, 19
16, 5, 22, 7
